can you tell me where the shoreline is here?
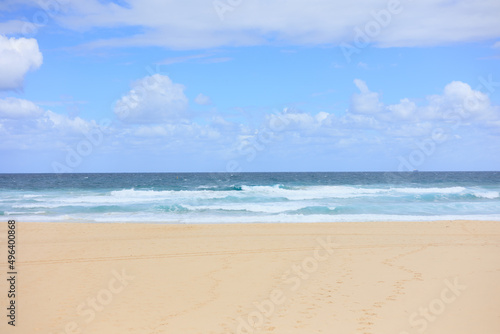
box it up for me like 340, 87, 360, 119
1, 220, 499, 333
6, 218, 500, 225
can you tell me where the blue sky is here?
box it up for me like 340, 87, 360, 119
0, 0, 499, 172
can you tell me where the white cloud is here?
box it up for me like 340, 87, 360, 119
23, 0, 499, 49
0, 98, 104, 151
195, 93, 212, 105
350, 79, 383, 114
349, 79, 500, 126
0, 35, 43, 90
114, 74, 188, 123
386, 98, 416, 120
341, 112, 381, 129
266, 111, 317, 130
43, 110, 95, 134
412, 81, 496, 124
439, 81, 491, 117
0, 20, 29, 35
2, 78, 500, 170
132, 123, 221, 142
226, 79, 500, 169
287, 79, 500, 158
0, 97, 43, 118
134, 125, 168, 137
374, 1, 500, 47
315, 111, 329, 123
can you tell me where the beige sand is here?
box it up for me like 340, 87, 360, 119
1, 220, 499, 334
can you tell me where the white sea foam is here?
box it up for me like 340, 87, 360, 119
22, 194, 42, 198
182, 201, 326, 214
239, 185, 387, 200
471, 190, 500, 199
393, 186, 466, 194
7, 185, 500, 211
88, 213, 500, 224
3, 181, 500, 223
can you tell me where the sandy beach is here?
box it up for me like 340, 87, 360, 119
1, 220, 499, 334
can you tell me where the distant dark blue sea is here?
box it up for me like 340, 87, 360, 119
1, 172, 499, 223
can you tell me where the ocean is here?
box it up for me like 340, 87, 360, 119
1, 172, 499, 223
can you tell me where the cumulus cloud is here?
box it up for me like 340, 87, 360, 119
265, 110, 333, 132
422, 81, 493, 121
350, 79, 383, 114
0, 98, 96, 133
386, 98, 416, 120
0, 97, 44, 118
114, 74, 188, 123
133, 123, 220, 140
349, 79, 499, 126
237, 79, 500, 159
221, 79, 499, 170
0, 35, 43, 90
2, 78, 499, 170
42, 110, 97, 135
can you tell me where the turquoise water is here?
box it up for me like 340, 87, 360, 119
1, 172, 499, 223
